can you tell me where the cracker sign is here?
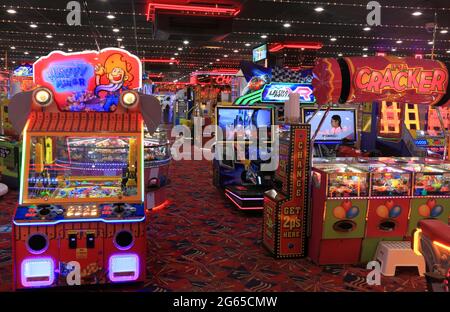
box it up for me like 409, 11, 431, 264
33, 48, 142, 112
313, 56, 450, 106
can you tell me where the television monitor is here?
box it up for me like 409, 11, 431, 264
252, 44, 267, 63
302, 108, 357, 143
216, 106, 273, 143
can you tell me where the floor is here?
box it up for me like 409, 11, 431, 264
0, 153, 427, 292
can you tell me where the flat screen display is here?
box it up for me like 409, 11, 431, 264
252, 44, 267, 63
303, 109, 356, 142
217, 107, 272, 142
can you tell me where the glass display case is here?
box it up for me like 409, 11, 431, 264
354, 164, 411, 197
401, 164, 450, 196
144, 125, 171, 166
313, 164, 369, 197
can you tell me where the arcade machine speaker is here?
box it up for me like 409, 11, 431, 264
147, 0, 242, 41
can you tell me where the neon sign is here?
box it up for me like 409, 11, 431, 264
354, 65, 448, 95
261, 83, 315, 103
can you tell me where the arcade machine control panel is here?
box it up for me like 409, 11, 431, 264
14, 203, 145, 223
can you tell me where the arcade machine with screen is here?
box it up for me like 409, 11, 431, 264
301, 107, 357, 157
213, 105, 274, 210
213, 62, 315, 210
8, 48, 161, 289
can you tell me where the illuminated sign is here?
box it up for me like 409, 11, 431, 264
253, 44, 267, 63
13, 64, 33, 77
261, 83, 315, 103
191, 74, 234, 85
43, 60, 93, 92
34, 48, 142, 112
355, 65, 447, 95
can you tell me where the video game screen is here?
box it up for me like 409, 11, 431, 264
217, 107, 272, 142
303, 109, 356, 142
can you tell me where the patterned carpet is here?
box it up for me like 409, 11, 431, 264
0, 155, 427, 292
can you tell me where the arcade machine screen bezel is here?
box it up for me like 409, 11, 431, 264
301, 107, 357, 144
215, 105, 275, 144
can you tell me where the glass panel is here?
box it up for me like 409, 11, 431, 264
26, 135, 140, 201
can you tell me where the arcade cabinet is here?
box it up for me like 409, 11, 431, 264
213, 105, 275, 210
8, 48, 161, 289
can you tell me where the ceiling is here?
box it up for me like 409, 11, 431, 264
0, 0, 449, 82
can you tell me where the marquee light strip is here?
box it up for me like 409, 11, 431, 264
257, 0, 450, 11
235, 17, 449, 31
234, 31, 450, 43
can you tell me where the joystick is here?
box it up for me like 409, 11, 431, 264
38, 205, 51, 216
113, 203, 126, 214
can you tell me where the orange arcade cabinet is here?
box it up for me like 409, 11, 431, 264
8, 48, 161, 289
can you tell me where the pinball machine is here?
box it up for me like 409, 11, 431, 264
8, 48, 161, 289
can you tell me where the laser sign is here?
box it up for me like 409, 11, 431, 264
261, 83, 315, 104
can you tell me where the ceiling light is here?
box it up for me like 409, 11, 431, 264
245, 43, 251, 47
174, 53, 179, 56
428, 41, 434, 45
68, 48, 73, 52
363, 47, 368, 51
315, 7, 324, 12
113, 28, 120, 33
330, 37, 337, 41
363, 27, 371, 31
338, 53, 343, 57
261, 35, 268, 39
174, 80, 178, 83
283, 23, 291, 28
440, 29, 448, 34
183, 40, 189, 45
223, 54, 228, 57
169, 62, 174, 65
117, 38, 123, 42
30, 24, 38, 28
120, 45, 125, 49
363, 54, 368, 57
412, 11, 422, 16
24, 51, 29, 55
233, 49, 239, 53
391, 48, 397, 51
177, 47, 183, 51
58, 42, 64, 46
7, 9, 17, 14
10, 46, 15, 50
12, 61, 16, 64
170, 57, 175, 60
107, 14, 115, 19
396, 40, 402, 44
216, 59, 220, 61
35, 56, 39, 59
209, 62, 213, 65
46, 34, 53, 38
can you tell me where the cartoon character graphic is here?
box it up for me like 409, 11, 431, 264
94, 53, 134, 111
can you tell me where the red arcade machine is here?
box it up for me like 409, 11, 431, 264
8, 48, 161, 289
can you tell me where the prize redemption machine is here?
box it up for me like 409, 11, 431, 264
8, 48, 161, 289
213, 105, 275, 210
